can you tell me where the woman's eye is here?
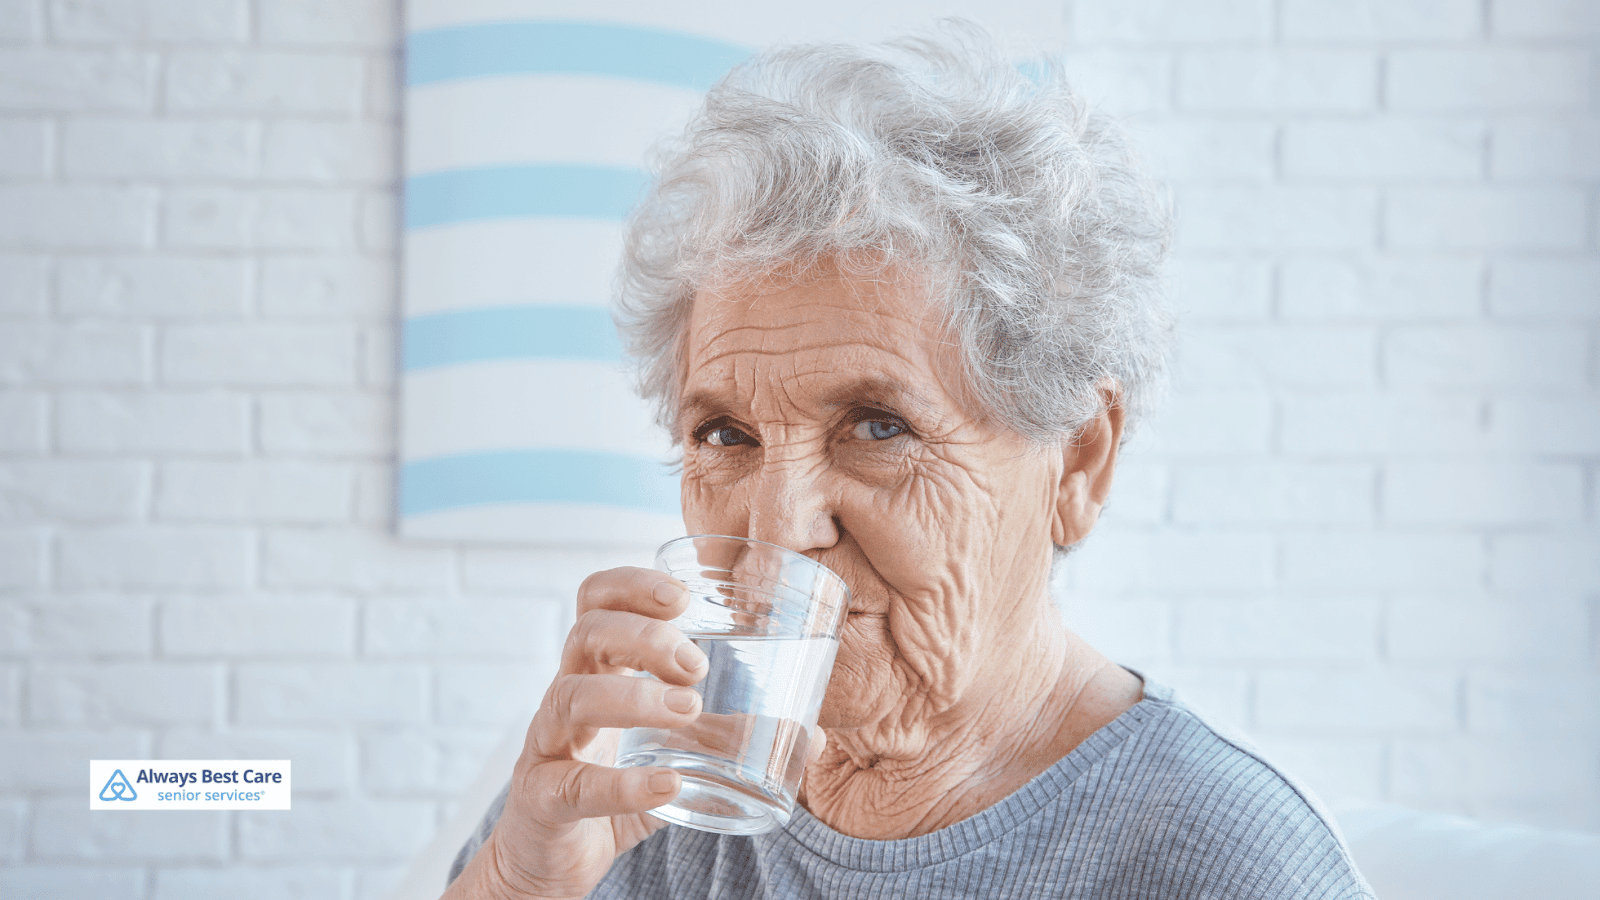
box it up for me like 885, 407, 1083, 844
852, 418, 906, 441
701, 424, 756, 447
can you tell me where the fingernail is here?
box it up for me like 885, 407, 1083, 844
652, 581, 685, 606
648, 772, 677, 794
675, 641, 707, 673
664, 687, 700, 714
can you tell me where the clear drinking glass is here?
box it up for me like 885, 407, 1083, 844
614, 535, 852, 836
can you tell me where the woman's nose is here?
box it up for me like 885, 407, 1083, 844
745, 456, 840, 554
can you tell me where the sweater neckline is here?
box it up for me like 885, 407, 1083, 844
770, 680, 1172, 873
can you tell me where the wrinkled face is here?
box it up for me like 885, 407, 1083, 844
675, 268, 1066, 742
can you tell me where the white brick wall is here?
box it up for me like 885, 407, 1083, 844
0, 0, 1594, 894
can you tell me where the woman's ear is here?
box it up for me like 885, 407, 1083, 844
1050, 388, 1125, 548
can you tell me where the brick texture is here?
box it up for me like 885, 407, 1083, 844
1, 0, 1595, 891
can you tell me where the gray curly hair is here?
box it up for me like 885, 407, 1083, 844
614, 24, 1172, 445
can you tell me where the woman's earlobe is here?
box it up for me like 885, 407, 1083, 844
1051, 398, 1125, 547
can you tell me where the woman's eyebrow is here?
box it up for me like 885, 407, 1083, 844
818, 376, 940, 419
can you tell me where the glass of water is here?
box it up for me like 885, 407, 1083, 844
614, 535, 852, 836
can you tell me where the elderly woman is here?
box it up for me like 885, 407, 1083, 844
444, 29, 1372, 900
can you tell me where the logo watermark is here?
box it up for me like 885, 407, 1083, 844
89, 760, 291, 811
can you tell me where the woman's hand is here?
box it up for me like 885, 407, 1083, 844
443, 567, 709, 900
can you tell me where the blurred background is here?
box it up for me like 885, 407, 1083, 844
0, 0, 1595, 897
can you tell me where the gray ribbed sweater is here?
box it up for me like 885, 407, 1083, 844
451, 681, 1375, 898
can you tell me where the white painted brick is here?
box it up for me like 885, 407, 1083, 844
0, 322, 147, 384
57, 526, 249, 589
0, 391, 47, 452
460, 546, 646, 596
1280, 256, 1482, 320
159, 728, 350, 793
0, 460, 147, 521
261, 528, 451, 591
359, 323, 394, 387
49, 0, 248, 41
263, 119, 393, 184
33, 799, 226, 861
1177, 187, 1377, 251
0, 729, 148, 789
1056, 51, 1172, 116
1487, 398, 1600, 454
1492, 119, 1600, 181
161, 322, 357, 385
1388, 596, 1590, 662
1056, 596, 1171, 668
0, 0, 40, 40
236, 662, 427, 725
1256, 667, 1456, 732
1489, 259, 1600, 318
0, 663, 18, 726
350, 461, 392, 523
29, 595, 153, 655
1248, 736, 1384, 804
435, 662, 549, 726
354, 866, 407, 900
361, 728, 500, 793
166, 50, 365, 113
0, 868, 144, 899
163, 187, 359, 250
258, 391, 388, 454
1385, 462, 1584, 526
364, 50, 400, 118
1102, 459, 1168, 525
1176, 597, 1380, 663
153, 866, 347, 900
260, 255, 393, 318
1070, 0, 1271, 42
238, 798, 433, 861
1284, 120, 1484, 181
1491, 0, 1600, 37
1172, 463, 1374, 525
1131, 121, 1275, 183
0, 799, 21, 863
156, 460, 351, 522
365, 597, 563, 657
1467, 671, 1600, 736
1281, 531, 1484, 589
1166, 257, 1271, 321
260, 0, 398, 46
160, 597, 356, 656
1388, 49, 1590, 112
63, 117, 256, 179
1179, 51, 1376, 112
30, 662, 219, 724
1279, 392, 1486, 455
1490, 531, 1600, 591
0, 527, 45, 588
57, 255, 251, 317
1391, 737, 1598, 805
1067, 530, 1275, 593
357, 188, 397, 252
1386, 187, 1588, 251
1285, 0, 1482, 40
1177, 324, 1377, 388
0, 185, 155, 248
0, 118, 48, 177
57, 391, 249, 453
0, 601, 24, 651
0, 49, 155, 110
1385, 324, 1588, 388
0, 254, 48, 315
1138, 390, 1273, 455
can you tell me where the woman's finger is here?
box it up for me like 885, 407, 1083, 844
526, 672, 703, 761
576, 566, 691, 619
562, 608, 709, 683
520, 759, 681, 827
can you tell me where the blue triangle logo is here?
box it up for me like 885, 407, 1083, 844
99, 768, 137, 802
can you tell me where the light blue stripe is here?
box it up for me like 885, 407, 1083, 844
401, 449, 680, 516
405, 165, 646, 229
406, 21, 748, 89
403, 306, 620, 370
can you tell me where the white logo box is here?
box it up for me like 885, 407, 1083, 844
90, 760, 291, 811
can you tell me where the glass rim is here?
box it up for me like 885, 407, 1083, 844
656, 533, 852, 603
